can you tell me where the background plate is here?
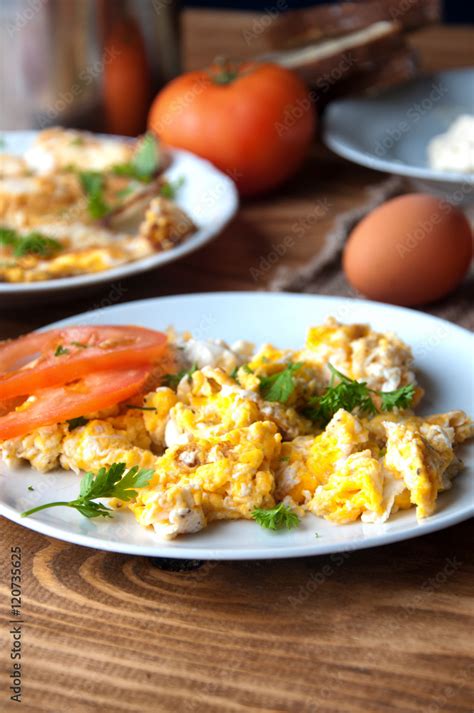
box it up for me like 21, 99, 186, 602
0, 132, 238, 300
322, 68, 474, 199
0, 292, 472, 559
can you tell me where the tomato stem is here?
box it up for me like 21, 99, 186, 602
209, 57, 242, 85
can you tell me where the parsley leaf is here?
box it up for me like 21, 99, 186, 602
252, 503, 300, 531
162, 364, 198, 389
0, 227, 62, 258
380, 383, 416, 411
231, 363, 253, 381
79, 170, 110, 219
112, 134, 161, 182
0, 227, 17, 248
14, 233, 62, 258
303, 363, 415, 427
67, 416, 88, 430
259, 363, 302, 404
160, 176, 185, 199
54, 344, 70, 356
21, 463, 154, 520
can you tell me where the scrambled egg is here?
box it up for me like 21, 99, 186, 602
0, 128, 196, 283
1, 319, 472, 539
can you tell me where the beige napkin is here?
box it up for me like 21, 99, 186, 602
269, 176, 474, 331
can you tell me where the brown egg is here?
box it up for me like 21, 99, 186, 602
343, 194, 473, 306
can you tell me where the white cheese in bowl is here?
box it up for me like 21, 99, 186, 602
427, 115, 474, 174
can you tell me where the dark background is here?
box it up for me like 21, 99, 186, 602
184, 1, 474, 24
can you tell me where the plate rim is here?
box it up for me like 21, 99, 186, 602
322, 67, 474, 184
42, 289, 474, 341
1, 291, 472, 560
0, 131, 239, 295
0, 494, 471, 560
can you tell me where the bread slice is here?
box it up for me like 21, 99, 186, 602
268, 0, 440, 51
260, 20, 403, 85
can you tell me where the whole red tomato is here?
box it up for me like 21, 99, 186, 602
148, 61, 316, 196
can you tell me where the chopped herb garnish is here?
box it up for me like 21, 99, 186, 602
380, 384, 416, 412
67, 416, 88, 430
125, 405, 157, 412
14, 233, 61, 258
259, 362, 302, 404
252, 503, 300, 531
27, 486, 34, 492
112, 133, 161, 183
162, 364, 198, 389
160, 176, 185, 199
0, 227, 17, 247
21, 463, 154, 520
231, 363, 253, 381
70, 136, 84, 146
115, 182, 141, 200
70, 341, 87, 349
54, 344, 70, 356
303, 363, 415, 427
0, 227, 62, 258
79, 170, 110, 219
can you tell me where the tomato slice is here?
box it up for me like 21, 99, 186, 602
0, 325, 167, 399
0, 366, 150, 440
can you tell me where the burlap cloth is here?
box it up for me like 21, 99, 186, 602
269, 176, 474, 331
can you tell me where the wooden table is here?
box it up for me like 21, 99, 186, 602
1, 11, 473, 713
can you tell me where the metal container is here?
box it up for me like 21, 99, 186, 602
0, 0, 181, 132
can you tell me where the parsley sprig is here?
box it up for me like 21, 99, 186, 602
252, 503, 300, 531
379, 386, 416, 411
78, 171, 110, 219
160, 176, 185, 199
112, 134, 161, 183
21, 463, 153, 519
304, 364, 415, 427
0, 227, 62, 258
162, 364, 198, 390
258, 363, 302, 404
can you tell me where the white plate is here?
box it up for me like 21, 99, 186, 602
0, 132, 238, 299
322, 69, 474, 201
0, 292, 472, 559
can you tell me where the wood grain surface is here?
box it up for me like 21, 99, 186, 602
1, 10, 473, 713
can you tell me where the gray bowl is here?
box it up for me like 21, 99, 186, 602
322, 68, 474, 203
